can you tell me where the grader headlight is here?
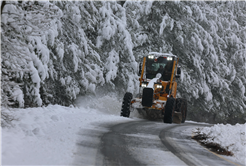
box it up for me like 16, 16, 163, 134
167, 57, 173, 61
142, 83, 147, 87
148, 55, 154, 59
141, 82, 148, 88
155, 83, 163, 89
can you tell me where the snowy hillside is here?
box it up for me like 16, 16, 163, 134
2, 96, 246, 165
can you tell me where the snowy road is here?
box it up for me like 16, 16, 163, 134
96, 120, 242, 166
2, 98, 244, 165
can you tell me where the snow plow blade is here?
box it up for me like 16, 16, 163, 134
136, 108, 182, 124
136, 108, 163, 120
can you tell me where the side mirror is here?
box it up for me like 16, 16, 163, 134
177, 67, 181, 75
176, 67, 181, 78
138, 63, 142, 76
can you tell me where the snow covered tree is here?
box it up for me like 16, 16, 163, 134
44, 1, 106, 106
1, 1, 140, 109
127, 1, 246, 124
49, 1, 140, 104
1, 1, 62, 108
95, 1, 139, 94
2, 1, 245, 124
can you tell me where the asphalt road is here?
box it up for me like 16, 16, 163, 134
99, 120, 242, 166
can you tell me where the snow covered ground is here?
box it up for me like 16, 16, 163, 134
1, 94, 132, 165
193, 123, 246, 165
1, 95, 246, 165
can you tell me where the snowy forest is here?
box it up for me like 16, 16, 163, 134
1, 1, 246, 124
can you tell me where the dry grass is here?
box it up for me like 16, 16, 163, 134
192, 129, 234, 156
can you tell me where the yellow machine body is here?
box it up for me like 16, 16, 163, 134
131, 52, 181, 119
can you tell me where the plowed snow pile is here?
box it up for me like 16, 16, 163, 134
1, 95, 133, 165
193, 123, 246, 165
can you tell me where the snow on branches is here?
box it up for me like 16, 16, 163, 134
1, 1, 62, 107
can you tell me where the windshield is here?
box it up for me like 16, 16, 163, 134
146, 56, 173, 81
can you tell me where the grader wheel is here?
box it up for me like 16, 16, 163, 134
163, 97, 176, 123
120, 92, 133, 117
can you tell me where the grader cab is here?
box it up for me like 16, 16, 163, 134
120, 52, 187, 124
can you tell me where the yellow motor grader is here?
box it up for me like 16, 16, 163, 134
120, 52, 187, 124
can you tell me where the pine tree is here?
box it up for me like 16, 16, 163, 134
127, 1, 246, 123
53, 1, 140, 98
95, 1, 139, 95
1, 1, 62, 107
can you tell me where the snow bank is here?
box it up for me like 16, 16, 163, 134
193, 123, 246, 165
2, 95, 132, 165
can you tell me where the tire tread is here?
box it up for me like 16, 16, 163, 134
120, 92, 133, 117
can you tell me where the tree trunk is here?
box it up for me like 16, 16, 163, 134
0, 0, 6, 17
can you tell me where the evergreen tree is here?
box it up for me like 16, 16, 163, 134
1, 1, 245, 124
52, 1, 140, 100
128, 1, 246, 123
1, 1, 62, 107
95, 1, 139, 94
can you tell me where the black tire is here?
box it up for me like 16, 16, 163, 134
120, 92, 133, 117
175, 98, 187, 123
175, 98, 182, 112
163, 97, 176, 123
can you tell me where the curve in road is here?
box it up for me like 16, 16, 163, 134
99, 120, 242, 166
